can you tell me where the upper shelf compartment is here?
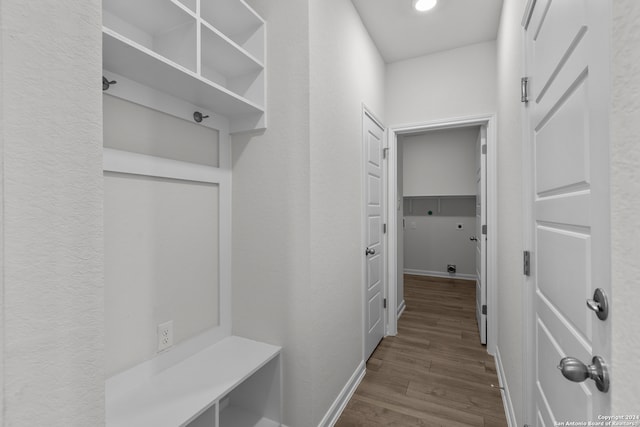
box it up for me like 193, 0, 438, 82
103, 0, 197, 72
102, 0, 266, 133
201, 0, 265, 62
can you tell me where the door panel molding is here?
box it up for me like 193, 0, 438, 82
523, 0, 612, 423
362, 105, 386, 361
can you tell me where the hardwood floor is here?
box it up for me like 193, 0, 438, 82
335, 274, 508, 426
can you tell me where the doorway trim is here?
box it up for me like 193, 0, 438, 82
386, 113, 498, 354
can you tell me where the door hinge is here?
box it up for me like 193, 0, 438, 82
482, 305, 487, 315
523, 250, 531, 276
382, 147, 389, 159
521, 77, 529, 103
482, 144, 487, 155
482, 224, 487, 235
383, 223, 387, 234
383, 298, 387, 309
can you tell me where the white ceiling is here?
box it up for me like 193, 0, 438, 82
351, 0, 504, 63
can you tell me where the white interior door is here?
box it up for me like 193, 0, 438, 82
525, 0, 611, 423
364, 112, 385, 360
475, 126, 487, 344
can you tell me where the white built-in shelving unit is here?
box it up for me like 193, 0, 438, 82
103, 0, 266, 133
103, 1, 279, 426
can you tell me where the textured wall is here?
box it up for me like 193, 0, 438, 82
386, 41, 497, 126
400, 128, 479, 279
104, 175, 220, 377
611, 0, 640, 415
404, 216, 477, 276
495, 0, 526, 425
0, 0, 104, 425
401, 127, 478, 197
232, 0, 384, 425
231, 0, 313, 425
308, 0, 385, 423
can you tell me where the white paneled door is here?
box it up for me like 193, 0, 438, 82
475, 127, 487, 345
525, 0, 611, 424
364, 111, 385, 360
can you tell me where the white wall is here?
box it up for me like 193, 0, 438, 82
611, 0, 640, 414
400, 127, 478, 278
0, 0, 104, 425
103, 95, 220, 167
308, 0, 385, 424
402, 127, 479, 196
232, 0, 384, 425
495, 0, 526, 425
386, 41, 497, 125
404, 216, 476, 277
231, 0, 313, 425
104, 174, 220, 377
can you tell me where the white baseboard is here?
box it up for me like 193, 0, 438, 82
317, 360, 366, 427
404, 268, 476, 281
495, 347, 517, 427
397, 299, 406, 318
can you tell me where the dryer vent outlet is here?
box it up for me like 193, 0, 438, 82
447, 264, 457, 274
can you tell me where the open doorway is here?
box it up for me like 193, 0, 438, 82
386, 115, 497, 354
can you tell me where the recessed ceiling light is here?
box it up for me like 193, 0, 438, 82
413, 0, 437, 12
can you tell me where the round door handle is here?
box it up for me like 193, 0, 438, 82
470, 236, 478, 242
557, 356, 609, 393
365, 247, 376, 256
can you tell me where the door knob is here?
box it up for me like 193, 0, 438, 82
469, 236, 478, 242
586, 288, 609, 320
365, 247, 376, 256
557, 356, 609, 392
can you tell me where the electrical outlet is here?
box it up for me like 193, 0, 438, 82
158, 320, 173, 352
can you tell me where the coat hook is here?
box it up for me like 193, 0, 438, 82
103, 76, 117, 91
193, 111, 210, 123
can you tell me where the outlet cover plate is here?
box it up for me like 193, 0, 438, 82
158, 320, 174, 352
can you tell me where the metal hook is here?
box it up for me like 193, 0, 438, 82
103, 76, 117, 91
193, 111, 210, 123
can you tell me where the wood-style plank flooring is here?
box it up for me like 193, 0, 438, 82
335, 274, 507, 426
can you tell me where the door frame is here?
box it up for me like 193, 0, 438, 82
361, 104, 388, 360
386, 114, 498, 354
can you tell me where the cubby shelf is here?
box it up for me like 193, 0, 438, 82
106, 336, 282, 427
219, 407, 280, 427
102, 0, 266, 133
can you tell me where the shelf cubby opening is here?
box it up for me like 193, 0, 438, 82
200, 0, 264, 61
200, 24, 264, 107
186, 404, 217, 427
103, 0, 197, 72
200, 23, 263, 77
227, 70, 265, 108
218, 356, 281, 427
